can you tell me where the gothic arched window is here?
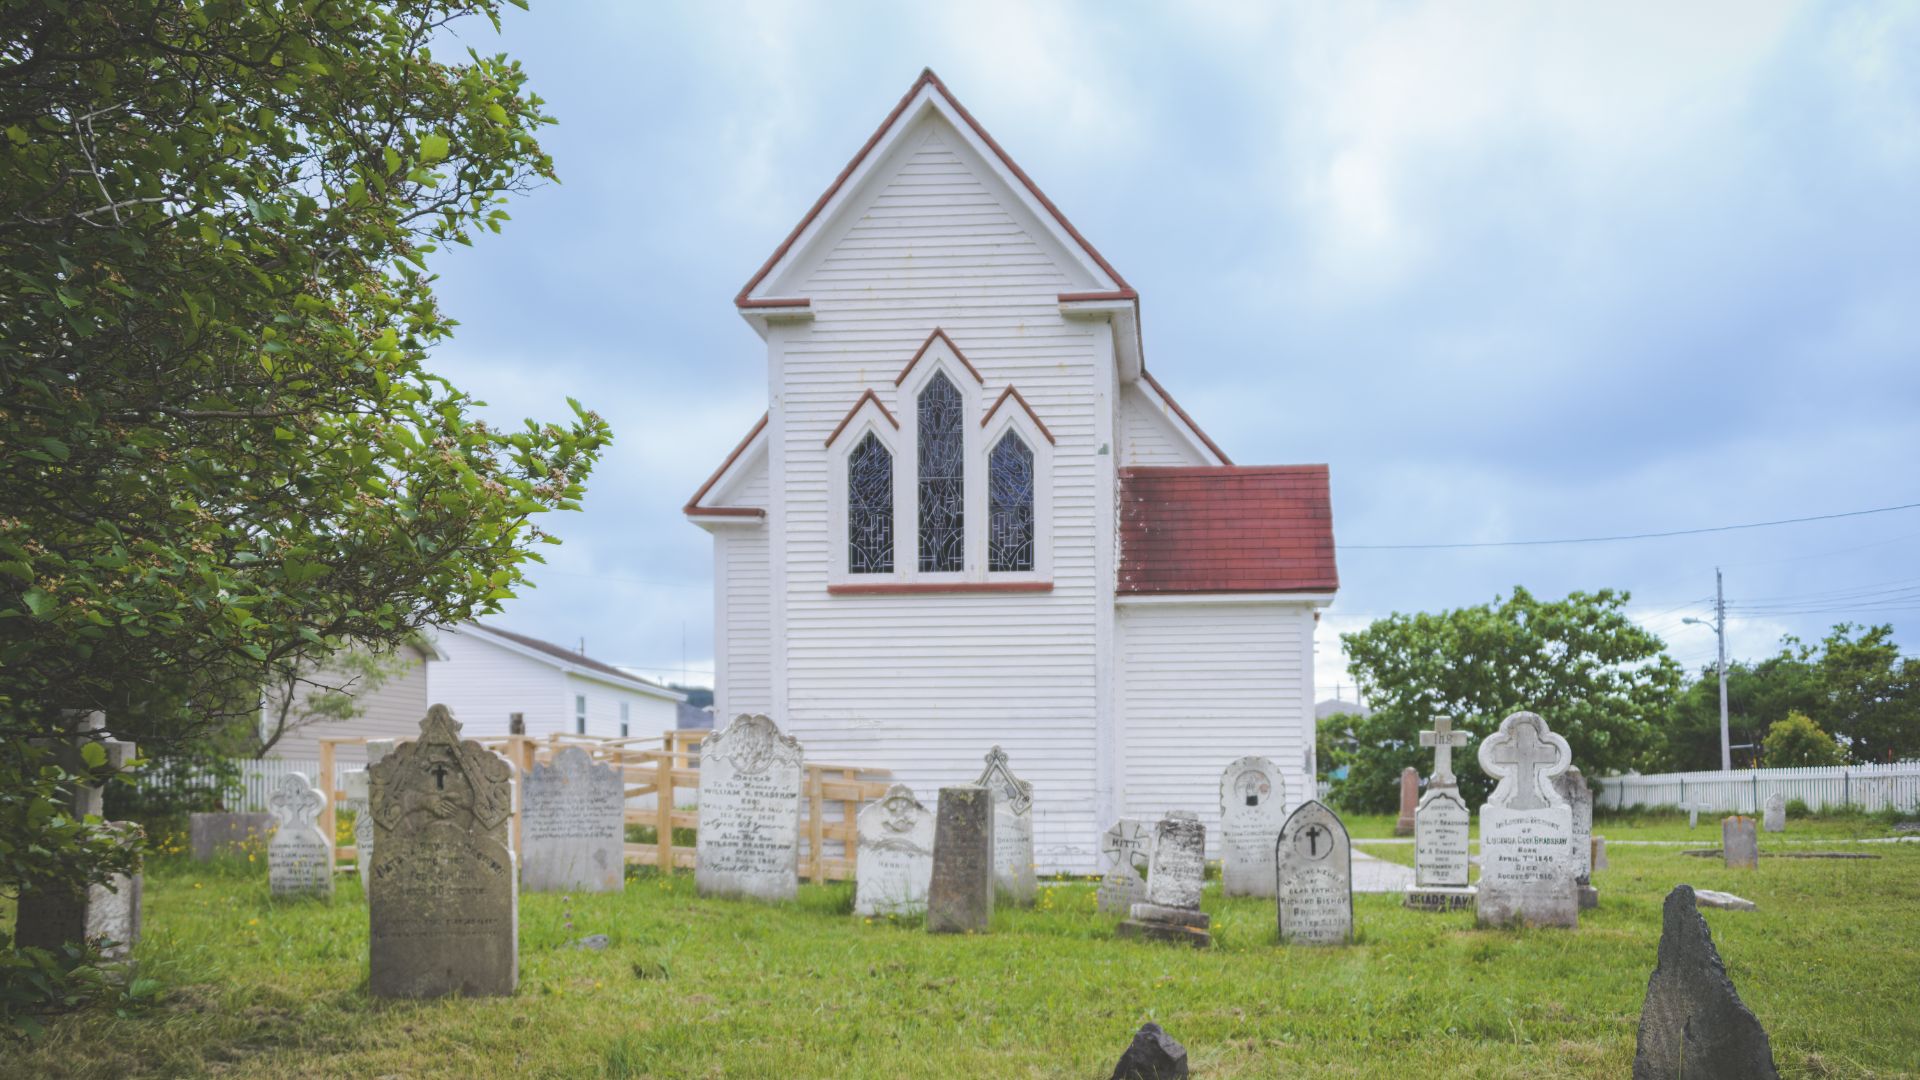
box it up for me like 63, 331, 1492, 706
987, 432, 1035, 572
916, 371, 965, 572
847, 432, 893, 574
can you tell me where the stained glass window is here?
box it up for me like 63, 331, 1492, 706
847, 432, 893, 574
988, 433, 1035, 572
916, 371, 965, 572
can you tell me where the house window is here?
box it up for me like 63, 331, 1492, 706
988, 432, 1035, 572
619, 702, 630, 738
917, 371, 965, 572
847, 432, 894, 573
574, 694, 587, 735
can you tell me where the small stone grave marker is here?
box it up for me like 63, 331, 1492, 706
926, 786, 993, 933
1096, 818, 1153, 915
1721, 816, 1759, 870
268, 772, 334, 900
854, 783, 935, 917
522, 746, 627, 893
1218, 756, 1287, 898
1475, 710, 1577, 929
1592, 835, 1610, 871
1109, 1021, 1189, 1080
1407, 787, 1474, 911
695, 713, 804, 902
1275, 800, 1352, 944
1554, 766, 1598, 909
1762, 792, 1785, 834
1633, 884, 1779, 1079
369, 705, 517, 998
975, 746, 1036, 906
1393, 766, 1419, 836
1680, 800, 1712, 830
189, 812, 274, 862
1117, 812, 1210, 947
350, 739, 395, 894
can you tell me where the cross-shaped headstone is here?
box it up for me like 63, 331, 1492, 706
1419, 717, 1471, 787
1679, 800, 1712, 830
1479, 713, 1569, 811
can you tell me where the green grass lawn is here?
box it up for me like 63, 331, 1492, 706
5, 821, 1918, 1079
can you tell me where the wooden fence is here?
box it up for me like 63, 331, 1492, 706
316, 731, 893, 883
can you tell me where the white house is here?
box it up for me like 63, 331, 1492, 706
685, 71, 1337, 872
267, 623, 686, 763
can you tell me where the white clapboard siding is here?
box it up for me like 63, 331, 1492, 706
713, 445, 769, 509
716, 526, 773, 721
1117, 602, 1316, 859
774, 116, 1105, 872
1118, 383, 1208, 467
428, 630, 568, 735
266, 651, 432, 764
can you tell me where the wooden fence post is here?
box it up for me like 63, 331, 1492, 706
655, 753, 673, 872
807, 768, 825, 884
317, 740, 337, 865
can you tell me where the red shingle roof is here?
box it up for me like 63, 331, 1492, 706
1118, 466, 1338, 594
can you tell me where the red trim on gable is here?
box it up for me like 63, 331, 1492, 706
737, 297, 811, 310
980, 385, 1056, 445
824, 389, 901, 448
734, 68, 1131, 306
683, 412, 769, 516
689, 507, 767, 520
894, 327, 985, 388
1117, 465, 1337, 595
1138, 369, 1233, 466
1058, 289, 1139, 303
828, 581, 1054, 597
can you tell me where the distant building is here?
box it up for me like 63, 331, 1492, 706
1315, 698, 1372, 721
265, 623, 685, 763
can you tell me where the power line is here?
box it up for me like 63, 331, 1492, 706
1337, 500, 1920, 551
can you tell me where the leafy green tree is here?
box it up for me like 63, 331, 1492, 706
1663, 645, 1821, 771
1762, 711, 1844, 768
1817, 624, 1920, 764
1, 0, 607, 977
1333, 587, 1680, 812
1316, 708, 1361, 780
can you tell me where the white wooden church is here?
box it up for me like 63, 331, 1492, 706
686, 71, 1338, 872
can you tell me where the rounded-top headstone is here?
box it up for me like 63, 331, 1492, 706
695, 713, 805, 902
1218, 757, 1287, 898
1275, 799, 1352, 945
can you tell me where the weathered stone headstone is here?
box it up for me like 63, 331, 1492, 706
1097, 819, 1153, 916
1762, 793, 1785, 834
369, 705, 517, 998
349, 739, 395, 894
1593, 834, 1609, 871
1633, 884, 1779, 1079
1475, 711, 1578, 929
1219, 757, 1287, 898
1110, 1021, 1189, 1080
1394, 766, 1420, 836
1406, 787, 1475, 911
1554, 766, 1598, 909
1275, 800, 1352, 944
268, 772, 334, 900
927, 785, 994, 933
975, 746, 1036, 906
695, 713, 804, 902
85, 824, 145, 966
189, 812, 275, 861
1117, 812, 1210, 947
13, 719, 142, 961
854, 783, 935, 917
522, 746, 627, 894
1681, 800, 1711, 830
1721, 816, 1759, 870
1694, 888, 1756, 912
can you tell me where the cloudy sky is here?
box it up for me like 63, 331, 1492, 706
425, 2, 1920, 696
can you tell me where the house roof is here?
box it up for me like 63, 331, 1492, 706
1117, 466, 1338, 594
462, 623, 685, 702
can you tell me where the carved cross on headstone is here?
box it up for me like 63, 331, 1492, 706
1419, 716, 1471, 787
430, 762, 451, 791
1478, 712, 1571, 811
1302, 824, 1328, 858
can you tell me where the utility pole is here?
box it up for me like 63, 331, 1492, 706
1682, 568, 1732, 771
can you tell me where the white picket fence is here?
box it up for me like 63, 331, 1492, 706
138, 757, 348, 813
1597, 762, 1920, 815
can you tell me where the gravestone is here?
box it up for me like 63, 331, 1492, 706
1554, 766, 1598, 910
975, 746, 1036, 906
350, 739, 396, 893
1218, 757, 1287, 898
927, 785, 994, 933
1275, 800, 1352, 944
1592, 835, 1610, 871
368, 705, 517, 999
1721, 816, 1759, 870
189, 812, 275, 862
1406, 716, 1476, 911
1762, 793, 1785, 834
854, 783, 935, 917
1633, 885, 1779, 1079
268, 772, 334, 900
695, 713, 804, 902
85, 823, 145, 966
1096, 818, 1153, 916
1694, 889, 1756, 912
1116, 812, 1210, 947
1110, 1021, 1189, 1080
1681, 800, 1711, 830
13, 719, 141, 959
1475, 711, 1578, 929
522, 746, 627, 893
1406, 787, 1475, 911
1393, 767, 1420, 836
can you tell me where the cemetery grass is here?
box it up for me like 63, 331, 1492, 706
4, 833, 1918, 1078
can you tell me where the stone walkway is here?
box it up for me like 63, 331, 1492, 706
1350, 847, 1415, 893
